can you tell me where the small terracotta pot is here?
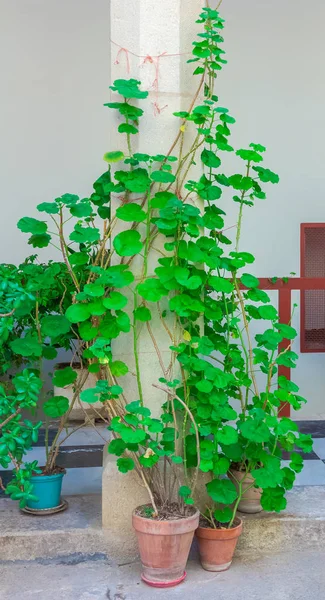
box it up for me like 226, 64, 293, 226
132, 507, 199, 587
229, 469, 262, 514
196, 519, 243, 572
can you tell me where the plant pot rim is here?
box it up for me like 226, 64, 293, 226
196, 518, 243, 540
31, 469, 66, 480
133, 507, 199, 535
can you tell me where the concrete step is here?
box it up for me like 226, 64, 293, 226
0, 487, 324, 563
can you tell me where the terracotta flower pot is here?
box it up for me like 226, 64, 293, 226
132, 507, 199, 587
229, 469, 262, 514
196, 519, 243, 572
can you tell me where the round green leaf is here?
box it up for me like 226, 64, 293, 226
110, 360, 129, 377
41, 315, 71, 337
117, 457, 135, 473
239, 419, 270, 443
258, 305, 278, 320
116, 203, 146, 222
137, 278, 166, 302
113, 230, 143, 257
65, 304, 91, 323
201, 149, 221, 169
206, 478, 238, 504
103, 151, 125, 163
10, 337, 42, 358
134, 306, 152, 322
17, 217, 47, 235
209, 276, 234, 293
37, 202, 59, 214
80, 387, 102, 404
108, 439, 126, 456
241, 273, 260, 289
103, 292, 128, 310
43, 396, 69, 418
83, 283, 105, 298
53, 367, 78, 388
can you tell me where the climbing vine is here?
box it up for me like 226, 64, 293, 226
14, 7, 312, 521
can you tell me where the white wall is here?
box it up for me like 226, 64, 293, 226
216, 0, 325, 418
0, 0, 111, 263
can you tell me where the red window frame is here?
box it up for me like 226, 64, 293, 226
300, 223, 325, 353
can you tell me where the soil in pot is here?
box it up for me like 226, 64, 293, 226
132, 503, 199, 587
196, 516, 243, 572
229, 466, 262, 514
27, 467, 66, 510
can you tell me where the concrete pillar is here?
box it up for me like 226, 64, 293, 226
102, 0, 205, 562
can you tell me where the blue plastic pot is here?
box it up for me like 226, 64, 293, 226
27, 472, 65, 510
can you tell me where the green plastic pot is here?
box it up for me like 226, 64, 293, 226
27, 472, 65, 510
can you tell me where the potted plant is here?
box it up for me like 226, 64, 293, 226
0, 266, 43, 508
12, 3, 312, 577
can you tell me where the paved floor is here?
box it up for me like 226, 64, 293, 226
1, 551, 324, 600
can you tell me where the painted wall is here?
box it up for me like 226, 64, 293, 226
0, 0, 111, 264
216, 0, 325, 418
1, 0, 325, 417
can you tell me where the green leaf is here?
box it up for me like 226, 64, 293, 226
275, 323, 297, 340
120, 426, 146, 444
241, 273, 260, 288
110, 360, 129, 377
151, 170, 176, 183
258, 305, 278, 320
214, 507, 233, 523
108, 439, 126, 456
69, 225, 100, 244
236, 148, 263, 163
80, 387, 101, 404
70, 202, 93, 218
53, 367, 78, 388
69, 252, 89, 266
178, 485, 191, 498
251, 465, 283, 489
28, 233, 51, 248
113, 230, 143, 256
196, 380, 213, 393
209, 276, 234, 293
78, 321, 98, 341
110, 78, 148, 99
117, 457, 135, 473
253, 166, 279, 184
41, 315, 71, 337
118, 123, 138, 135
103, 292, 128, 310
10, 337, 42, 358
116, 203, 146, 222
289, 452, 304, 473
65, 304, 91, 323
206, 478, 238, 504
17, 217, 47, 235
83, 283, 105, 298
261, 486, 286, 512
134, 306, 152, 322
218, 425, 238, 445
201, 149, 221, 168
239, 419, 270, 443
43, 395, 69, 418
139, 452, 159, 468
37, 202, 59, 214
103, 151, 125, 163
137, 278, 166, 302
296, 433, 313, 453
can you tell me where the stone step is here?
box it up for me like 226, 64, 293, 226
0, 487, 324, 563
